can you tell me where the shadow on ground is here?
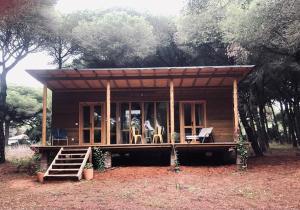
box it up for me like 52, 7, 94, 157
112, 150, 236, 166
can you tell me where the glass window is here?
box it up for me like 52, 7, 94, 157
110, 103, 116, 144
83, 130, 90, 143
120, 103, 130, 143
131, 103, 142, 135
195, 103, 204, 126
83, 106, 90, 128
174, 102, 180, 143
94, 129, 101, 143
144, 102, 155, 143
94, 105, 101, 128
184, 103, 192, 126
156, 102, 168, 143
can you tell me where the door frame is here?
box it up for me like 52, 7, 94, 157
179, 100, 207, 143
79, 102, 106, 145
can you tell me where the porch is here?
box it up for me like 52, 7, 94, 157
27, 65, 253, 149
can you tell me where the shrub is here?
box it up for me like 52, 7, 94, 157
84, 162, 93, 169
92, 147, 106, 171
237, 135, 248, 170
10, 152, 41, 175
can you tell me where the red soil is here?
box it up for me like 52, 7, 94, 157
0, 148, 299, 210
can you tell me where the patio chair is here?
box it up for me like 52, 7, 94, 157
51, 128, 68, 145
152, 125, 163, 143
185, 127, 214, 143
130, 126, 142, 144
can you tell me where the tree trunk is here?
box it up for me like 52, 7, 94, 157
4, 121, 9, 146
269, 102, 283, 144
258, 103, 270, 148
285, 101, 297, 147
0, 71, 8, 163
240, 104, 263, 155
279, 101, 289, 144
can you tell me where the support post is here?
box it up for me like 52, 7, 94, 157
104, 151, 112, 168
233, 79, 239, 141
170, 80, 175, 143
106, 81, 111, 145
40, 152, 48, 171
42, 85, 47, 146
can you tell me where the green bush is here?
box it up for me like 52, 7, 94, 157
92, 147, 106, 171
237, 135, 248, 170
11, 152, 41, 175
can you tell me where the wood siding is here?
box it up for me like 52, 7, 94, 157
52, 88, 233, 144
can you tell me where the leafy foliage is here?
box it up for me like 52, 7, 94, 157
73, 11, 158, 67
92, 147, 106, 171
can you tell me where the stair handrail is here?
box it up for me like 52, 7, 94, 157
44, 147, 64, 177
77, 147, 92, 180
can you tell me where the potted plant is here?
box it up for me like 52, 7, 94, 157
36, 168, 46, 183
83, 163, 94, 180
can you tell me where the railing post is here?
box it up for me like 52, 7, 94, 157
106, 80, 111, 145
170, 79, 175, 143
233, 79, 239, 141
42, 85, 47, 146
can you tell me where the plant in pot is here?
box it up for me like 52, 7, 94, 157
36, 168, 46, 183
83, 163, 94, 180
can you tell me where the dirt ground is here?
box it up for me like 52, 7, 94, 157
1, 148, 300, 210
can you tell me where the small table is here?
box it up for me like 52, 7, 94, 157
185, 135, 199, 144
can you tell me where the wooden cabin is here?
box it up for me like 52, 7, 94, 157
26, 66, 253, 179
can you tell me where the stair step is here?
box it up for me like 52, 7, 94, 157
56, 158, 84, 160
63, 148, 88, 151
45, 174, 79, 177
50, 168, 80, 171
61, 150, 88, 154
53, 163, 82, 166
59, 153, 86, 156
44, 146, 91, 181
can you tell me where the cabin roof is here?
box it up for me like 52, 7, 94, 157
26, 65, 254, 90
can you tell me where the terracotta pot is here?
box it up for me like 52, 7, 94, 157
37, 172, 44, 183
83, 168, 93, 180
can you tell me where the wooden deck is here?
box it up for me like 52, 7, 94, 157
32, 142, 238, 152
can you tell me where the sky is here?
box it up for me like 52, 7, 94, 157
7, 0, 184, 88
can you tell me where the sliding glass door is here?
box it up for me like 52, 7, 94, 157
180, 102, 206, 142
80, 103, 105, 144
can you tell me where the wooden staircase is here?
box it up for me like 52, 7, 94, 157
44, 147, 91, 181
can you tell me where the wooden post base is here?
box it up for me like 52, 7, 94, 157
40, 152, 48, 171
104, 152, 112, 168
170, 149, 176, 167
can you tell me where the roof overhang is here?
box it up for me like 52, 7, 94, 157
26, 66, 254, 91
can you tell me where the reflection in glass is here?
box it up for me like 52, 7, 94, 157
144, 102, 155, 143
195, 103, 204, 126
110, 103, 116, 144
83, 130, 90, 143
156, 102, 167, 143
185, 128, 192, 136
131, 102, 141, 135
184, 103, 192, 126
121, 103, 130, 143
174, 102, 180, 143
94, 129, 101, 143
83, 106, 90, 128
94, 105, 101, 128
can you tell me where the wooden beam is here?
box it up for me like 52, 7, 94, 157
170, 80, 175, 143
179, 68, 187, 87
42, 73, 243, 81
192, 68, 201, 87
205, 69, 217, 86
42, 85, 47, 146
233, 79, 239, 141
106, 81, 111, 145
139, 70, 144, 87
